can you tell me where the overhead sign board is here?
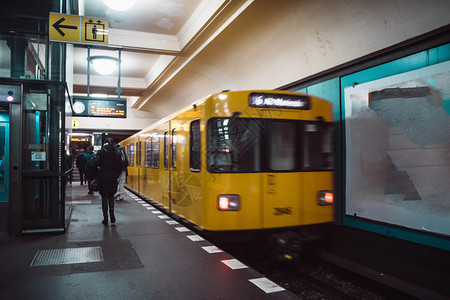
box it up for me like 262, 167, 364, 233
49, 13, 108, 45
70, 97, 126, 118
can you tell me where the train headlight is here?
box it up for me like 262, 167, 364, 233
317, 191, 333, 206
217, 194, 240, 211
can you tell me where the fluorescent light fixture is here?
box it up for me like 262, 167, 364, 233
103, 0, 137, 11
90, 56, 119, 75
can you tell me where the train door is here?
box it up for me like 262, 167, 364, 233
161, 130, 171, 210
0, 113, 9, 231
169, 126, 177, 213
137, 139, 143, 194
262, 121, 302, 228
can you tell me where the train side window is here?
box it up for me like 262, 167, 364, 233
164, 131, 168, 170
138, 141, 141, 167
172, 129, 176, 171
152, 135, 160, 168
190, 120, 201, 172
145, 138, 151, 168
129, 143, 135, 166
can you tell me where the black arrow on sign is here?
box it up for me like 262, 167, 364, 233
52, 17, 77, 36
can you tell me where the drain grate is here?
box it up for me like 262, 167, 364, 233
30, 246, 103, 267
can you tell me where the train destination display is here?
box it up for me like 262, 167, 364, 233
70, 97, 126, 118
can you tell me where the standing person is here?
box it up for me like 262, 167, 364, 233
114, 143, 128, 201
83, 145, 98, 195
97, 137, 121, 225
75, 149, 85, 185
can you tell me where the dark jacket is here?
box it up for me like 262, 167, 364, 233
76, 152, 84, 170
97, 143, 121, 195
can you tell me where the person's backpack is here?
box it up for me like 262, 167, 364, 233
85, 153, 99, 172
118, 147, 128, 168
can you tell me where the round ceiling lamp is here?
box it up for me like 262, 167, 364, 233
103, 0, 137, 11
90, 56, 119, 75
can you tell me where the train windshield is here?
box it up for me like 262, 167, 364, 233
207, 117, 333, 173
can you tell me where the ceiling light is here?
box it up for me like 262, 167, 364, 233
90, 56, 119, 75
103, 0, 137, 11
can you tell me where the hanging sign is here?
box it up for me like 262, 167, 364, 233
49, 13, 109, 45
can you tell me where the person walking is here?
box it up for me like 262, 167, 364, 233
114, 143, 128, 201
83, 146, 98, 195
97, 137, 121, 225
75, 149, 85, 185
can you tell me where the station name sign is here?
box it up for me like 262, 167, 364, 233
70, 97, 126, 118
249, 93, 311, 110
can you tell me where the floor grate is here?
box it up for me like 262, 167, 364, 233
30, 246, 103, 267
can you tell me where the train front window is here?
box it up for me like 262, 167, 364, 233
207, 118, 261, 172
269, 121, 296, 171
208, 117, 333, 173
302, 122, 333, 171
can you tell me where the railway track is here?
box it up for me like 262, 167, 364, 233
212, 238, 409, 299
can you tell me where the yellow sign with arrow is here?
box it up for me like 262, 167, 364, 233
49, 13, 108, 45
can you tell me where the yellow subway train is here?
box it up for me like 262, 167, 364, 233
120, 90, 334, 233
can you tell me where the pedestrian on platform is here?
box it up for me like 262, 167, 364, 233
83, 145, 98, 195
98, 137, 121, 225
76, 149, 85, 185
114, 143, 128, 201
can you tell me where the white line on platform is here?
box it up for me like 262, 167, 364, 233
187, 235, 205, 242
221, 259, 248, 270
175, 227, 190, 232
249, 278, 285, 293
201, 246, 223, 254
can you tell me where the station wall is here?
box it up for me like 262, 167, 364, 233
141, 0, 450, 117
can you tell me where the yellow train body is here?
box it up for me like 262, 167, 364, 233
120, 90, 334, 231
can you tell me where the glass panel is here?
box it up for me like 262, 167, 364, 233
138, 141, 141, 167
0, 123, 8, 202
302, 122, 334, 171
172, 129, 176, 170
0, 121, 8, 231
207, 118, 261, 173
152, 135, 160, 169
344, 61, 450, 236
145, 138, 151, 168
24, 100, 49, 171
22, 177, 61, 224
190, 120, 201, 171
269, 121, 296, 171
164, 131, 168, 170
0, 31, 49, 79
126, 144, 134, 166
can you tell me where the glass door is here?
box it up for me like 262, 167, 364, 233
0, 114, 9, 231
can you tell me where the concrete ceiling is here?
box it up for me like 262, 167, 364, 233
72, 0, 253, 116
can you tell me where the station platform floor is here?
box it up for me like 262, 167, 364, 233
0, 180, 299, 299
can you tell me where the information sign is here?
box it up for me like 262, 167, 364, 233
49, 13, 109, 45
70, 97, 126, 118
